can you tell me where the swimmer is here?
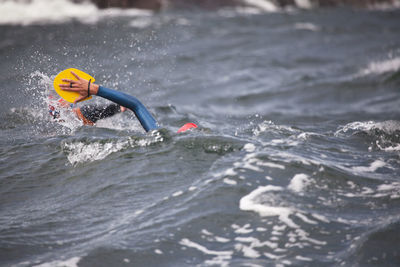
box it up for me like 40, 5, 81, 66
54, 71, 197, 133
54, 71, 158, 132
49, 97, 127, 126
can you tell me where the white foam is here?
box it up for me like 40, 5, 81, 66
232, 223, 254, 234
63, 139, 129, 165
296, 255, 312, 261
294, 22, 320, 31
0, 0, 153, 26
235, 236, 279, 259
273, 151, 319, 166
287, 174, 311, 194
347, 181, 357, 189
179, 238, 233, 256
242, 0, 279, 12
179, 238, 233, 267
239, 186, 298, 228
201, 229, 231, 243
311, 213, 330, 223
359, 57, 400, 76
378, 182, 400, 191
172, 190, 183, 197
63, 133, 163, 164
335, 121, 376, 135
202, 229, 213, 236
252, 120, 273, 136
224, 178, 237, 185
352, 160, 386, 173
235, 243, 260, 258
204, 256, 232, 267
134, 210, 143, 215
297, 132, 308, 140
0, 0, 98, 25
215, 236, 231, 243
294, 0, 314, 9
264, 252, 284, 260
243, 143, 256, 152
336, 121, 400, 153
234, 154, 263, 172
379, 143, 400, 152
233, 152, 287, 175
33, 257, 81, 267
375, 182, 400, 199
129, 17, 153, 28
368, 0, 400, 10
295, 212, 318, 225
218, 7, 262, 17
295, 229, 327, 245
154, 249, 163, 255
258, 161, 286, 170
235, 236, 278, 249
224, 168, 238, 176
273, 225, 287, 232
100, 7, 152, 17
340, 181, 400, 199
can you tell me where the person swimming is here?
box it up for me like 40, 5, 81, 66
55, 71, 197, 133
49, 97, 127, 126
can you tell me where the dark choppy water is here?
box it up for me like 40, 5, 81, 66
1, 1, 400, 266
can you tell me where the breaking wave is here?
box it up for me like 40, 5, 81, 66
336, 120, 400, 153
0, 0, 153, 26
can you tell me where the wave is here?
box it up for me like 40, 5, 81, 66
2, 0, 400, 27
336, 120, 400, 153
33, 257, 81, 267
242, 0, 279, 12
0, 0, 153, 26
358, 57, 400, 76
294, 22, 320, 31
367, 0, 400, 10
0, 0, 98, 25
62, 130, 165, 165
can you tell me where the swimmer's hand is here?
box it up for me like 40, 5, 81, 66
59, 71, 99, 104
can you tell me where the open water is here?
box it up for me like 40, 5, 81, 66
1, 0, 400, 266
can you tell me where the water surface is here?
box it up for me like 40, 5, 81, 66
1, 2, 400, 266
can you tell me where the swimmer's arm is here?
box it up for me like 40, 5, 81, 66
60, 71, 158, 132
96, 86, 158, 132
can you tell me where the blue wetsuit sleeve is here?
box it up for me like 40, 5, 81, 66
97, 86, 158, 132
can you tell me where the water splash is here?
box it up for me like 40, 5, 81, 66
62, 130, 164, 165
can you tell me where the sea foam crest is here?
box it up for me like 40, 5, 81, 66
0, 0, 153, 26
242, 0, 279, 12
179, 238, 233, 267
336, 120, 400, 153
63, 131, 163, 165
336, 120, 400, 135
358, 57, 400, 76
0, 0, 98, 25
294, 0, 314, 9
368, 0, 400, 10
294, 22, 320, 31
239, 185, 299, 228
33, 257, 81, 267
